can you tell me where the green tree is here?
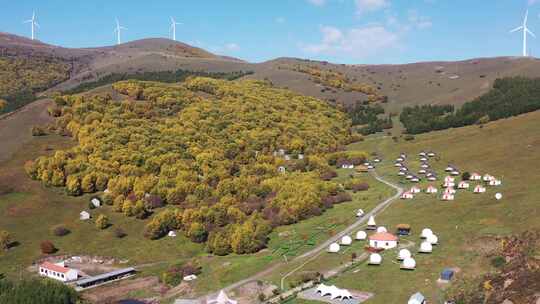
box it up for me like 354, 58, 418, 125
65, 175, 82, 196
95, 214, 109, 229
0, 230, 12, 251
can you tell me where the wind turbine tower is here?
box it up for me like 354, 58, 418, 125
23, 11, 39, 40
114, 18, 127, 45
170, 17, 182, 41
510, 10, 535, 57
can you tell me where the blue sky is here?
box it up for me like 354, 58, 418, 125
1, 0, 539, 64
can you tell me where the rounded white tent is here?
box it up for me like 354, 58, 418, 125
420, 228, 433, 239
356, 230, 367, 240
376, 226, 387, 233
419, 241, 433, 253
328, 243, 340, 253
401, 257, 416, 270
495, 193, 503, 200
427, 234, 439, 245
341, 235, 352, 246
398, 248, 412, 261
369, 253, 382, 265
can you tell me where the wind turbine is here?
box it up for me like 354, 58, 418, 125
510, 10, 535, 57
114, 18, 127, 45
23, 11, 39, 40
169, 17, 182, 41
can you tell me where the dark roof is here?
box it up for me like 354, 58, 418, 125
75, 267, 135, 286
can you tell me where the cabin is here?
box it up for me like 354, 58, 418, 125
444, 176, 455, 183
489, 179, 502, 186
441, 193, 455, 201
443, 181, 455, 188
396, 224, 411, 236
410, 176, 420, 183
90, 197, 101, 208
410, 186, 421, 194
401, 257, 416, 270
408, 292, 427, 304
401, 192, 414, 200
367, 216, 377, 230
80, 211, 90, 221
368, 253, 382, 265
474, 185, 486, 193
356, 165, 369, 172
341, 163, 354, 169
458, 181, 470, 189
470, 172, 482, 180
367, 165, 374, 169
368, 232, 398, 250
426, 185, 438, 194
208, 290, 238, 304
328, 243, 340, 253
39, 261, 78, 282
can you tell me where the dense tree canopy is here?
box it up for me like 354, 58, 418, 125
400, 77, 540, 134
27, 77, 355, 254
0, 277, 79, 304
348, 103, 392, 135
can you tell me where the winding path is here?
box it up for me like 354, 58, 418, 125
186, 170, 403, 303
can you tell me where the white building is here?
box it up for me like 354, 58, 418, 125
410, 176, 420, 183
450, 170, 460, 176
426, 185, 438, 194
458, 181, 470, 189
168, 231, 177, 237
208, 290, 237, 304
474, 185, 486, 193
39, 261, 78, 282
328, 243, 340, 253
368, 232, 398, 250
445, 165, 455, 172
401, 192, 414, 200
80, 211, 90, 221
356, 209, 364, 217
316, 284, 353, 301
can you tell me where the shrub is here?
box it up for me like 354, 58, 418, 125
404, 134, 415, 141
0, 230, 12, 250
95, 214, 109, 230
490, 256, 506, 268
462, 172, 471, 181
40, 240, 56, 254
351, 182, 369, 192
52, 225, 70, 237
31, 126, 46, 136
113, 228, 126, 238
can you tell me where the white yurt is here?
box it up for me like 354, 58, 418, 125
405, 174, 414, 180
376, 226, 387, 233
474, 185, 486, 193
400, 167, 409, 172
458, 181, 470, 189
420, 228, 433, 239
369, 253, 382, 265
495, 193, 503, 200
451, 170, 460, 176
428, 152, 436, 157
426, 185, 438, 194
441, 193, 455, 201
356, 230, 367, 240
445, 166, 454, 172
444, 176, 455, 183
420, 163, 429, 169
341, 235, 353, 246
418, 169, 426, 174
401, 192, 414, 199
395, 162, 403, 167
398, 171, 406, 176
420, 157, 428, 162
410, 186, 421, 194
470, 173, 482, 181
489, 179, 502, 186
419, 241, 433, 253
398, 248, 412, 261
428, 176, 437, 181
411, 177, 420, 183
418, 151, 426, 157
328, 243, 340, 253
427, 234, 439, 245
367, 216, 376, 229
401, 257, 416, 270
444, 187, 456, 194
483, 174, 494, 182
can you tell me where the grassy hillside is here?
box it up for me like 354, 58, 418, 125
314, 110, 540, 303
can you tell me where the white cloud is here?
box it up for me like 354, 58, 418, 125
275, 17, 286, 24
300, 25, 399, 59
407, 10, 432, 29
224, 43, 240, 51
307, 0, 326, 6
355, 0, 389, 14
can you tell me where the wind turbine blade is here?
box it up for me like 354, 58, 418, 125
23, 20, 32, 23
527, 29, 536, 38
34, 22, 40, 28
510, 26, 523, 33
524, 10, 528, 25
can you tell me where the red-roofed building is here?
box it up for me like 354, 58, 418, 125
369, 232, 399, 249
39, 261, 78, 282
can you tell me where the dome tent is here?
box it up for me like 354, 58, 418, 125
341, 235, 352, 245
328, 243, 340, 253
427, 234, 439, 245
398, 248, 412, 261
401, 257, 416, 270
420, 228, 433, 239
369, 253, 382, 265
356, 230, 367, 240
419, 241, 433, 253
376, 226, 387, 233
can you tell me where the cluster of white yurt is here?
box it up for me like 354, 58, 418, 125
419, 228, 438, 253
398, 248, 412, 261
376, 226, 387, 233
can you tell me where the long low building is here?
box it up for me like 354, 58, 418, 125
75, 267, 136, 289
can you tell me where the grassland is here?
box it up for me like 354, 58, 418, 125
0, 130, 393, 298
282, 110, 540, 304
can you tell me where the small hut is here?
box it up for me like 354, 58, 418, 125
369, 253, 382, 265
410, 186, 421, 194
408, 292, 426, 304
440, 268, 455, 281
458, 181, 470, 189
401, 192, 414, 200
474, 185, 486, 193
341, 235, 352, 246
426, 185, 438, 194
80, 211, 90, 221
396, 224, 411, 236
420, 228, 433, 239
